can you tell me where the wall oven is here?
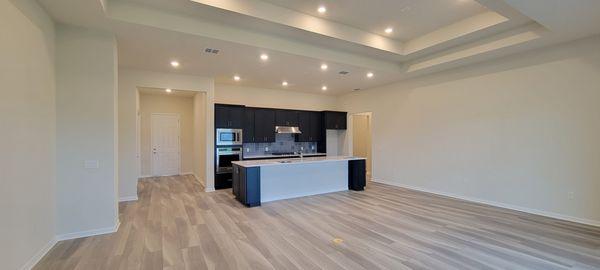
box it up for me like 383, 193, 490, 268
216, 128, 243, 146
215, 146, 242, 174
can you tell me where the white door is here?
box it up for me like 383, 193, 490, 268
151, 114, 181, 176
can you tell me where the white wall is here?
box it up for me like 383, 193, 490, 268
352, 114, 372, 176
215, 84, 338, 110
0, 1, 56, 269
339, 35, 600, 225
55, 24, 119, 237
119, 69, 215, 194
193, 92, 207, 185
139, 94, 194, 176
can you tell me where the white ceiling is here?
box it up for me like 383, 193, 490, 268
138, 87, 197, 97
37, 0, 600, 96
117, 23, 400, 95
261, 0, 488, 41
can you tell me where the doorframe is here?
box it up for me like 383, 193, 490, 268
150, 113, 181, 176
349, 112, 373, 180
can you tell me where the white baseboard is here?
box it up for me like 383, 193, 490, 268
55, 220, 120, 241
204, 186, 215, 192
139, 174, 152, 178
181, 171, 194, 175
119, 195, 138, 202
19, 237, 58, 270
372, 179, 600, 228
19, 220, 121, 269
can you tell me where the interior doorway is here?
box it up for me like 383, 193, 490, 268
351, 112, 372, 180
151, 113, 181, 176
137, 87, 204, 179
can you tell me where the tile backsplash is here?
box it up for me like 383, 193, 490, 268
243, 134, 317, 156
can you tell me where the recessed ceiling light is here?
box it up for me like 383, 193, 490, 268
384, 27, 394, 34
260, 54, 269, 61
282, 81, 288, 86
317, 6, 327, 14
321, 85, 328, 91
320, 64, 328, 70
367, 72, 374, 78
170, 61, 180, 67
165, 88, 172, 93
233, 75, 241, 81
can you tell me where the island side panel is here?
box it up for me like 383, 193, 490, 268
348, 159, 366, 191
260, 161, 348, 203
233, 164, 261, 207
245, 167, 261, 207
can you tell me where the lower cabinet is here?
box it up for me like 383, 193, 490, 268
232, 164, 261, 207
215, 173, 232, 189
348, 159, 366, 191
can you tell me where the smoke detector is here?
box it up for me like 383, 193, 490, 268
204, 48, 220, 54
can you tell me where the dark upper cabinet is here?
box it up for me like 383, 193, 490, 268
215, 105, 229, 128
229, 106, 244, 128
297, 111, 322, 142
243, 108, 255, 143
309, 111, 323, 141
254, 108, 276, 142
275, 110, 299, 126
324, 111, 347, 130
297, 111, 311, 142
217, 103, 345, 143
215, 104, 245, 128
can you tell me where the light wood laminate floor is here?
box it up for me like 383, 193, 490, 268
35, 175, 600, 270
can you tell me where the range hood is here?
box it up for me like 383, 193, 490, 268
275, 126, 302, 134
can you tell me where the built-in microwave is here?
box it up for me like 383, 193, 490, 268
216, 128, 243, 146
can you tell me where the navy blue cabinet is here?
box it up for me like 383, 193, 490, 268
254, 108, 276, 142
275, 110, 299, 126
297, 111, 322, 142
243, 107, 256, 143
324, 111, 347, 130
215, 104, 244, 128
233, 164, 261, 207
348, 159, 366, 191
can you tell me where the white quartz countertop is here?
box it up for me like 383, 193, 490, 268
232, 156, 365, 167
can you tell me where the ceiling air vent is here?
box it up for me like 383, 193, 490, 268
353, 88, 361, 91
204, 48, 220, 54
339, 71, 349, 75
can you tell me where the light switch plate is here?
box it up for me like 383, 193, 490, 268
84, 160, 99, 169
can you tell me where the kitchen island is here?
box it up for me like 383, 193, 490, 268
232, 156, 366, 207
